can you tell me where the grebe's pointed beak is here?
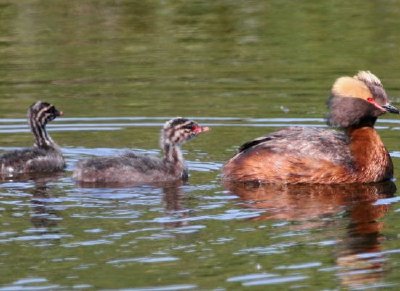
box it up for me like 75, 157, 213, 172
382, 103, 400, 114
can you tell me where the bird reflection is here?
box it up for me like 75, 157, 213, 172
162, 182, 190, 228
27, 174, 64, 229
224, 181, 396, 289
0, 171, 65, 183
76, 179, 189, 228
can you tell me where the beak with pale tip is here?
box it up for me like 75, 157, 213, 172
367, 97, 400, 114
382, 103, 400, 114
194, 125, 210, 134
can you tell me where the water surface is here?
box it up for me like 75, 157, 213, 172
1, 1, 400, 290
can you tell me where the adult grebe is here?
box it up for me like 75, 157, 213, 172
223, 71, 399, 184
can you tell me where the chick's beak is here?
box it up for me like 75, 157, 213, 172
201, 126, 210, 132
382, 103, 400, 114
194, 125, 210, 134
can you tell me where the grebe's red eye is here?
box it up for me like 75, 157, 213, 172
367, 97, 374, 103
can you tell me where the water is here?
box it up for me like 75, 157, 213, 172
2, 0, 400, 289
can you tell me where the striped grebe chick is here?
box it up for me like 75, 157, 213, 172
0, 101, 65, 177
223, 71, 400, 184
73, 118, 210, 184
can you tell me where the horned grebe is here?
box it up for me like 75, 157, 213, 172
73, 118, 210, 184
0, 101, 65, 177
222, 71, 399, 184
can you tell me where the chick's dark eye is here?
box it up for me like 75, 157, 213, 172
183, 123, 196, 130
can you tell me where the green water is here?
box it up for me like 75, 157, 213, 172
1, 0, 400, 289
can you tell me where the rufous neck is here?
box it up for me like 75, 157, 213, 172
347, 126, 392, 182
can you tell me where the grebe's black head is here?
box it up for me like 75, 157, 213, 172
28, 101, 63, 125
161, 117, 210, 146
327, 71, 399, 128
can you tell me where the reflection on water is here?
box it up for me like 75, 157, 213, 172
0, 116, 399, 289
162, 183, 190, 229
29, 179, 63, 230
2, 0, 400, 288
0, 116, 400, 133
224, 181, 396, 289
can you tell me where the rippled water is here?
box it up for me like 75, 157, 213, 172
2, 0, 400, 289
1, 117, 400, 290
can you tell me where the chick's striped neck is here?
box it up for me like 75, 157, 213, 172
163, 141, 184, 165
29, 111, 54, 148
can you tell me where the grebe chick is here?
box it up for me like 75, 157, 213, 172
73, 118, 210, 184
223, 71, 400, 184
0, 101, 65, 177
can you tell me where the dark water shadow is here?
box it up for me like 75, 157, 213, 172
0, 172, 65, 229
75, 179, 189, 228
161, 183, 189, 228
29, 180, 63, 229
0, 171, 66, 183
74, 179, 185, 189
224, 181, 397, 289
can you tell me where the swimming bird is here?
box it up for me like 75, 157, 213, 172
222, 71, 399, 184
0, 101, 65, 177
73, 117, 210, 184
